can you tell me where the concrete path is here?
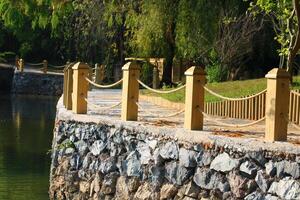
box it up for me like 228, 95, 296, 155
22, 65, 64, 75
86, 89, 300, 144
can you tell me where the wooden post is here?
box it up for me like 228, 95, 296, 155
66, 66, 73, 110
19, 59, 24, 72
72, 62, 89, 114
95, 64, 105, 85
63, 61, 71, 107
89, 67, 93, 91
121, 62, 140, 121
184, 66, 206, 130
265, 68, 290, 142
63, 67, 67, 107
64, 66, 73, 110
153, 66, 160, 89
43, 60, 48, 74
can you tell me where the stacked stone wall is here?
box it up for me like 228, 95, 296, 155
50, 120, 300, 200
12, 71, 63, 96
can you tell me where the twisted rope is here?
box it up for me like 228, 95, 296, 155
85, 98, 121, 111
63, 62, 76, 72
48, 64, 65, 69
136, 102, 184, 118
203, 86, 267, 101
26, 62, 43, 66
138, 79, 186, 94
85, 77, 123, 89
198, 108, 265, 128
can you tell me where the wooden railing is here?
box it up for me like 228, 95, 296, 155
15, 58, 66, 74
64, 62, 299, 142
290, 89, 300, 125
204, 89, 300, 125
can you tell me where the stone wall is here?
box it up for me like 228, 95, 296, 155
12, 71, 63, 96
49, 119, 300, 200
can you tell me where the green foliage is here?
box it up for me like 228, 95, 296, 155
206, 50, 227, 83
175, 0, 220, 62
140, 62, 153, 86
248, 0, 294, 64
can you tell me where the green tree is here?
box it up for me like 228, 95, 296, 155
129, 0, 179, 84
249, 0, 300, 77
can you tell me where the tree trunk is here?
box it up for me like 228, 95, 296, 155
162, 20, 176, 85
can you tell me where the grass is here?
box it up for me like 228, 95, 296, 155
141, 76, 300, 103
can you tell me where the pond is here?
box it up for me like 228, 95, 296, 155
0, 95, 58, 200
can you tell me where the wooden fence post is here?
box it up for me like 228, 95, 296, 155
72, 62, 89, 114
88, 67, 93, 91
63, 64, 74, 110
265, 68, 290, 142
43, 60, 48, 74
19, 59, 24, 72
121, 62, 140, 121
153, 66, 160, 89
95, 64, 105, 85
63, 67, 67, 107
184, 66, 206, 130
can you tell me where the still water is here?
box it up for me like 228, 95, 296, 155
0, 95, 58, 200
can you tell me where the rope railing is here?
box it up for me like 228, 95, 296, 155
48, 64, 65, 69
136, 102, 185, 118
85, 77, 123, 89
85, 98, 121, 112
138, 79, 186, 94
26, 62, 43, 66
203, 85, 267, 101
199, 107, 266, 128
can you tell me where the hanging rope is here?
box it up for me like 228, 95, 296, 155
138, 79, 186, 94
85, 77, 123, 89
26, 62, 43, 66
203, 86, 267, 101
85, 98, 121, 111
198, 108, 265, 128
48, 64, 65, 69
136, 102, 184, 118
63, 62, 76, 72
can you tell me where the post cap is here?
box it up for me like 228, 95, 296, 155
72, 62, 89, 70
122, 62, 141, 71
149, 58, 165, 63
265, 68, 290, 79
125, 57, 147, 62
185, 66, 206, 76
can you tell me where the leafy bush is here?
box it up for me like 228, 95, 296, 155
206, 50, 227, 83
140, 62, 153, 86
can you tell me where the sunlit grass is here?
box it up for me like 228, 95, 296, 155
141, 76, 300, 103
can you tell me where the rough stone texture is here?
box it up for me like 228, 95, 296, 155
49, 109, 300, 199
239, 161, 258, 178
12, 71, 63, 96
210, 152, 239, 172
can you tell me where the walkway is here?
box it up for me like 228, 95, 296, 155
73, 89, 300, 144
22, 65, 63, 75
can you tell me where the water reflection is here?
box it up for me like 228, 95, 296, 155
0, 95, 58, 200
